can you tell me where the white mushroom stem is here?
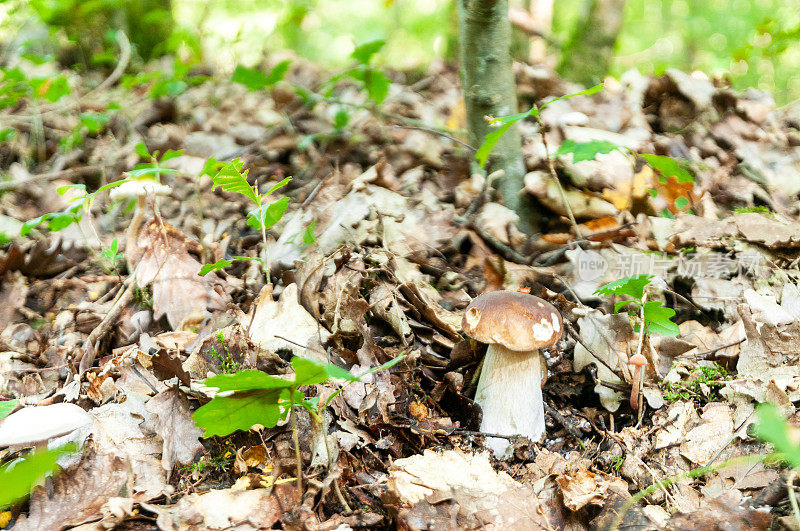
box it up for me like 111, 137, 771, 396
474, 344, 546, 457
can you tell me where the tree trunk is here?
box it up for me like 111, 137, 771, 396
557, 0, 626, 87
458, 0, 538, 234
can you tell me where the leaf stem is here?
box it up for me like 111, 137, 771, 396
289, 400, 303, 498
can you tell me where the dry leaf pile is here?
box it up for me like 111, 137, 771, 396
1, 57, 800, 530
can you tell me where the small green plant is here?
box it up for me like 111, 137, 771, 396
474, 83, 604, 168
733, 205, 773, 215
609, 455, 625, 472
193, 353, 405, 494
20, 180, 130, 238
322, 39, 391, 105
122, 57, 208, 99
100, 237, 123, 273
198, 159, 305, 284
662, 363, 731, 403
179, 452, 232, 474
231, 61, 291, 92
0, 62, 70, 110
595, 274, 680, 337
205, 331, 241, 375
0, 443, 79, 510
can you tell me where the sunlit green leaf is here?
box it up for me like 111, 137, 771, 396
0, 443, 79, 509
642, 301, 679, 336
641, 154, 694, 183
193, 390, 285, 436
0, 399, 17, 420
265, 177, 292, 196
594, 274, 653, 300
199, 259, 232, 276
555, 139, 624, 162
302, 220, 317, 244
211, 160, 259, 205
351, 39, 386, 64
754, 402, 800, 469
247, 197, 289, 230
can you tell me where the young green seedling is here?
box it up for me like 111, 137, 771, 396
193, 353, 405, 499
198, 159, 316, 283
595, 274, 679, 420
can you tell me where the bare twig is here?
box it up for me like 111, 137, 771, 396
390, 124, 476, 152
470, 224, 530, 264
534, 109, 582, 238
91, 30, 131, 94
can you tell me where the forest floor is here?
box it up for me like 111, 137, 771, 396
1, 54, 800, 530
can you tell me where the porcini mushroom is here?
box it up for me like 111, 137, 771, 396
0, 403, 92, 448
462, 290, 563, 457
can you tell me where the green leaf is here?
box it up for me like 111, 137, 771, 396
199, 259, 232, 276
754, 402, 800, 469
193, 389, 285, 436
0, 128, 16, 142
135, 142, 151, 159
247, 196, 289, 230
127, 167, 178, 178
0, 443, 79, 509
200, 157, 223, 178
594, 274, 653, 300
211, 160, 259, 205
203, 369, 293, 392
291, 356, 334, 386
265, 60, 291, 86
675, 196, 689, 209
540, 83, 604, 110
0, 399, 17, 420
613, 299, 637, 313
351, 39, 386, 64
79, 112, 110, 135
150, 79, 187, 99
265, 177, 292, 196
30, 75, 70, 102
161, 149, 184, 162
641, 154, 694, 183
56, 183, 86, 195
555, 139, 624, 162
475, 121, 516, 167
333, 108, 350, 130
642, 301, 680, 336
302, 220, 317, 244
364, 70, 391, 104
232, 61, 290, 91
232, 65, 271, 91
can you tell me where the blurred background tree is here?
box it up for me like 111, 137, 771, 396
0, 0, 797, 102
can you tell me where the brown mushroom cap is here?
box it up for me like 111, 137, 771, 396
629, 353, 647, 366
462, 291, 563, 351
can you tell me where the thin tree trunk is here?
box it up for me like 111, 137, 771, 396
458, 0, 538, 234
557, 0, 626, 87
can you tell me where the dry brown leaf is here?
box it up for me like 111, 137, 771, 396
133, 220, 228, 329
144, 387, 205, 478
15, 445, 129, 531
244, 283, 331, 362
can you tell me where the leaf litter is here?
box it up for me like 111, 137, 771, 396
0, 56, 799, 530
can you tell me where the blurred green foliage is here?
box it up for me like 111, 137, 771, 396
553, 0, 800, 103
0, 0, 797, 102
30, 0, 174, 64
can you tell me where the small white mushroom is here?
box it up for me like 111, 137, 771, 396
0, 403, 92, 448
462, 290, 563, 457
